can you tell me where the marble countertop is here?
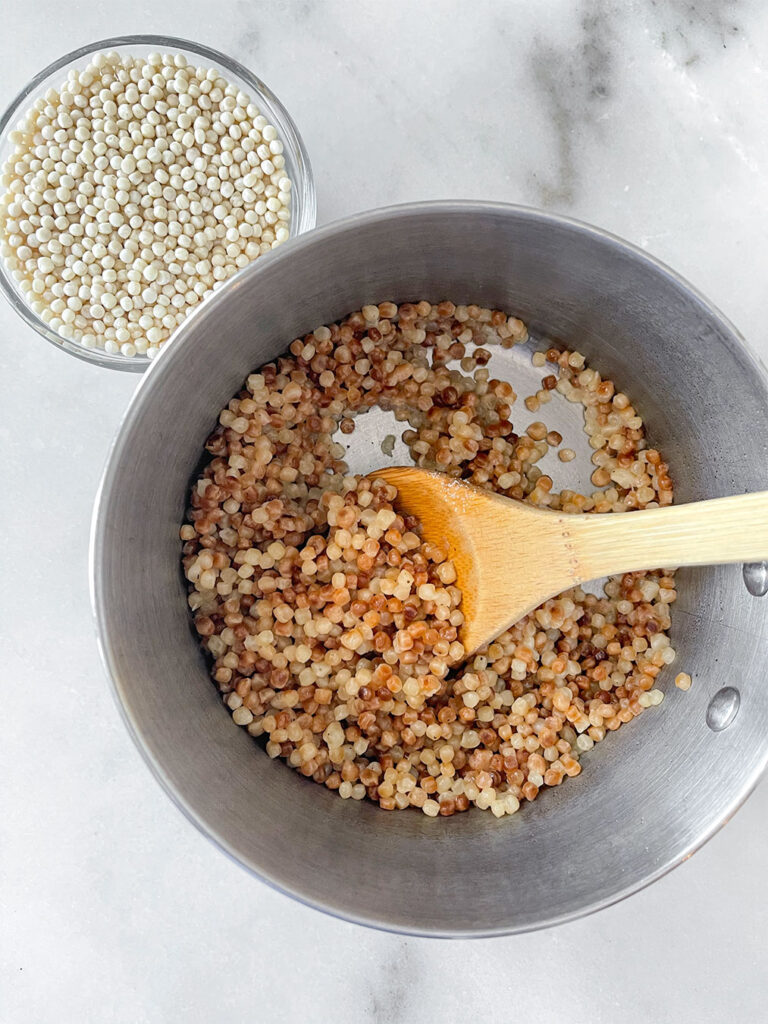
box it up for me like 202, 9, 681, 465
3, 1, 768, 1021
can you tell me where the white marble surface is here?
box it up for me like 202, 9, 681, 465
3, 1, 768, 1021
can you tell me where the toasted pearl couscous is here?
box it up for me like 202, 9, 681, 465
180, 301, 678, 818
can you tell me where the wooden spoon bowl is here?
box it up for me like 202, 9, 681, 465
373, 467, 768, 654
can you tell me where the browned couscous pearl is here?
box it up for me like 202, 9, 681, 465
182, 302, 682, 818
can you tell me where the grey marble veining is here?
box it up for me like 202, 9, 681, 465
3, 1, 768, 1021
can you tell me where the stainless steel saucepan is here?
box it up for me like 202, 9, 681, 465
91, 202, 768, 936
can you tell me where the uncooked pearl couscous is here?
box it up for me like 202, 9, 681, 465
181, 302, 681, 818
0, 50, 291, 358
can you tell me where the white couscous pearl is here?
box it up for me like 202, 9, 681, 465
0, 52, 292, 358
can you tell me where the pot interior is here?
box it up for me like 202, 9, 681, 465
94, 205, 768, 935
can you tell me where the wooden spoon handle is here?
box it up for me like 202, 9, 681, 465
567, 490, 768, 580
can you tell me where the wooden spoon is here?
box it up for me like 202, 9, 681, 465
372, 467, 768, 655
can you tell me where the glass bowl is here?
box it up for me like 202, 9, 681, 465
0, 34, 316, 372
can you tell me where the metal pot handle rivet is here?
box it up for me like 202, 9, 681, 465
706, 687, 741, 731
743, 562, 768, 596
